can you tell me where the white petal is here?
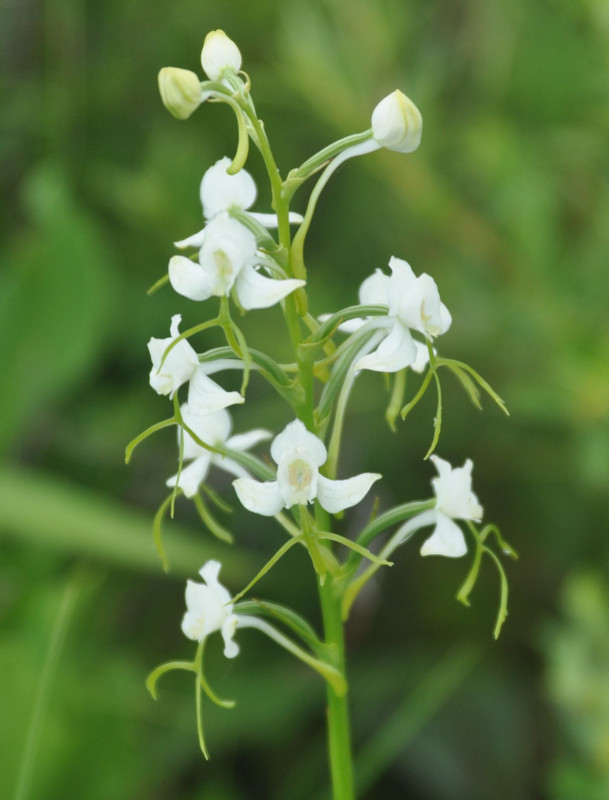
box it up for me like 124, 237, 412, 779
187, 368, 244, 415
411, 340, 431, 373
200, 560, 233, 607
200, 157, 257, 218
420, 512, 467, 557
317, 472, 381, 514
355, 320, 417, 373
233, 478, 284, 516
226, 429, 272, 452
394, 509, 438, 544
174, 227, 207, 249
358, 269, 391, 306
221, 615, 240, 658
199, 212, 257, 295
248, 211, 304, 228
387, 257, 416, 317
167, 456, 212, 498
168, 255, 212, 301
234, 264, 305, 310
270, 420, 327, 467
148, 316, 199, 397
431, 457, 482, 521
180, 405, 232, 458
181, 610, 205, 641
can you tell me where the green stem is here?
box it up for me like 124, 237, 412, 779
319, 577, 354, 800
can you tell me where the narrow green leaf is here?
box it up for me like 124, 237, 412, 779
400, 366, 435, 419
145, 660, 196, 700
146, 273, 170, 295
231, 537, 303, 604
316, 531, 392, 566
438, 358, 509, 415
446, 363, 482, 409
192, 494, 234, 545
423, 371, 443, 459
125, 417, 175, 464
152, 493, 176, 572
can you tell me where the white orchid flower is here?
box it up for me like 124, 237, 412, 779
168, 405, 271, 498
355, 257, 451, 373
169, 211, 305, 309
147, 314, 243, 411
182, 560, 240, 657
396, 456, 483, 558
233, 419, 381, 516
148, 314, 199, 397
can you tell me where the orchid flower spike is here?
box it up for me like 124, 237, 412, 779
201, 30, 242, 82
233, 419, 381, 516
148, 314, 199, 397
355, 256, 452, 373
168, 406, 271, 498
169, 212, 305, 309
182, 561, 240, 657
396, 456, 483, 558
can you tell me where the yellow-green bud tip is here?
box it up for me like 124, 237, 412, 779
158, 67, 203, 120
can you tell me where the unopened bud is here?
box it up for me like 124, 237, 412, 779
371, 90, 422, 153
158, 67, 203, 120
201, 30, 242, 81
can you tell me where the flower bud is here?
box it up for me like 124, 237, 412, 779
371, 90, 422, 153
201, 30, 242, 81
158, 67, 203, 120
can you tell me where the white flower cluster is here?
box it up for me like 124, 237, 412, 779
169, 158, 305, 309
144, 30, 499, 669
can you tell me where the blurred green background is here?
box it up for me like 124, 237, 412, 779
2, 0, 609, 798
